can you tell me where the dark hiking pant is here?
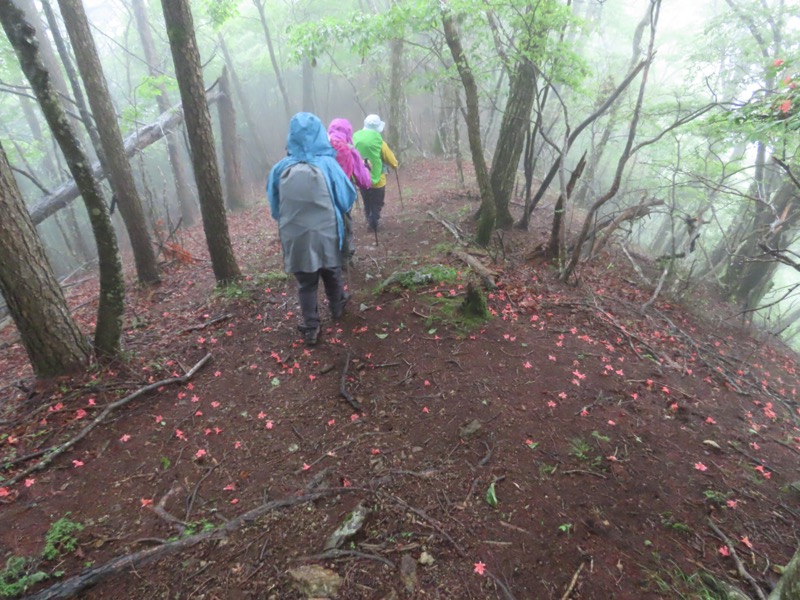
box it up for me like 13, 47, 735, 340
360, 186, 386, 230
294, 267, 346, 329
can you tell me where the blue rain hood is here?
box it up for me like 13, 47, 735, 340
285, 112, 337, 162
267, 113, 356, 249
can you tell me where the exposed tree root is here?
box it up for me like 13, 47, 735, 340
6, 353, 212, 486
26, 491, 328, 600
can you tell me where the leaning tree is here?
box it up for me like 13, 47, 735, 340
0, 0, 124, 357
160, 0, 241, 284
0, 140, 90, 377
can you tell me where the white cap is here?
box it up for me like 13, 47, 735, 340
364, 114, 385, 133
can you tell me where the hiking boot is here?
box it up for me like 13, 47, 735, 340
300, 324, 321, 346
332, 292, 351, 320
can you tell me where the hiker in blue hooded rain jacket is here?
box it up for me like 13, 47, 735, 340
267, 112, 357, 346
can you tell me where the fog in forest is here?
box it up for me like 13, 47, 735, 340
1, 0, 799, 346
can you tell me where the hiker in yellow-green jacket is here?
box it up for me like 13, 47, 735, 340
352, 114, 398, 233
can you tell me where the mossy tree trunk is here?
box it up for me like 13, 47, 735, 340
441, 9, 495, 245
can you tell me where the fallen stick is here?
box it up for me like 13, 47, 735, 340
6, 354, 212, 486
560, 562, 585, 600
180, 314, 233, 334
25, 491, 326, 600
707, 518, 767, 600
339, 349, 361, 412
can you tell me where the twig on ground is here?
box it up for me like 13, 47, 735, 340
563, 470, 608, 479
180, 314, 233, 334
5, 354, 212, 486
708, 518, 767, 600
560, 562, 585, 600
185, 461, 222, 521
150, 481, 187, 533
340, 349, 361, 412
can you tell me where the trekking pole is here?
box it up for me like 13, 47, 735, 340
394, 168, 405, 211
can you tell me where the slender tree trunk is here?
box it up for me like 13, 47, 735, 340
547, 152, 587, 259
40, 0, 104, 163
560, 2, 660, 282
0, 0, 125, 357
58, 0, 160, 285
302, 57, 316, 113
253, 0, 291, 120
130, 0, 197, 227
387, 36, 405, 153
490, 60, 536, 228
0, 141, 90, 377
441, 9, 495, 245
160, 0, 241, 284
218, 33, 268, 180
14, 0, 85, 139
218, 67, 245, 211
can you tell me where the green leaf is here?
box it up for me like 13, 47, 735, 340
485, 482, 498, 508
375, 333, 389, 340
271, 377, 280, 387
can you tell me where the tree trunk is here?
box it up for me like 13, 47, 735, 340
0, 1, 125, 357
490, 60, 536, 228
218, 33, 268, 180
441, 10, 495, 245
547, 152, 587, 259
130, 0, 197, 227
14, 0, 85, 139
302, 57, 316, 113
253, 0, 291, 120
729, 179, 800, 310
387, 36, 405, 153
560, 2, 660, 281
218, 67, 245, 211
160, 0, 241, 284
58, 0, 160, 286
40, 0, 104, 166
0, 141, 90, 377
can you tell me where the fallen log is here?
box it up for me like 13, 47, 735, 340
25, 491, 327, 600
29, 89, 221, 225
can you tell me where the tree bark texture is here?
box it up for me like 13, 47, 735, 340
490, 60, 536, 228
27, 88, 221, 226
0, 141, 90, 377
160, 0, 241, 284
441, 10, 495, 245
387, 36, 405, 153
130, 0, 197, 227
547, 151, 587, 259
218, 67, 245, 211
0, 1, 124, 357
58, 0, 160, 285
253, 0, 291, 120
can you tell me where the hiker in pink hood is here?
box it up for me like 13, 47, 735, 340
328, 118, 372, 190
